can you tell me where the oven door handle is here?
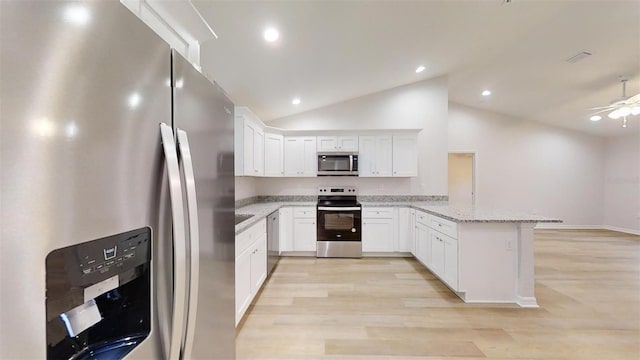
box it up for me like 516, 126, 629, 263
317, 207, 362, 211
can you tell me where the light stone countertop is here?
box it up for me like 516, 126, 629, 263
235, 200, 561, 234
360, 201, 562, 223
235, 202, 316, 234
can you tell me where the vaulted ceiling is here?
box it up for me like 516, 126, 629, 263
188, 0, 639, 137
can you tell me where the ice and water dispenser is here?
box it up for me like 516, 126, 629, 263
46, 228, 151, 359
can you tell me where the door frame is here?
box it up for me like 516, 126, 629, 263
447, 151, 477, 206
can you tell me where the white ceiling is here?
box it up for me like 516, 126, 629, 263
191, 0, 640, 137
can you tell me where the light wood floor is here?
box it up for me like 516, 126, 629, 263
236, 230, 640, 359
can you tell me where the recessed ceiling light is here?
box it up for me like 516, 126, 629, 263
264, 28, 279, 42
589, 115, 602, 122
64, 5, 91, 26
482, 90, 491, 96
292, 97, 301, 105
415, 65, 425, 73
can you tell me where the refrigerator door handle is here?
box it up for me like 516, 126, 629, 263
176, 128, 200, 360
159, 123, 188, 360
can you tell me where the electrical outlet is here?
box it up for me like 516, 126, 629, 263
505, 239, 513, 251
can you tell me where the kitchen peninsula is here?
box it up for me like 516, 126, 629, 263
235, 196, 561, 310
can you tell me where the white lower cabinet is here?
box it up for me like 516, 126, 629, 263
362, 218, 395, 252
414, 211, 460, 292
234, 246, 252, 325
442, 235, 458, 289
278, 207, 293, 252
250, 235, 267, 293
362, 208, 396, 252
415, 220, 430, 265
429, 231, 445, 274
293, 207, 317, 252
235, 219, 267, 326
397, 208, 413, 252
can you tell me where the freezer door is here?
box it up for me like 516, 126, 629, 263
172, 51, 236, 360
0, 2, 173, 359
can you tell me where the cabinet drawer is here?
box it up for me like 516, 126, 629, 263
294, 207, 316, 218
429, 215, 458, 239
415, 211, 429, 226
235, 218, 266, 255
362, 208, 394, 218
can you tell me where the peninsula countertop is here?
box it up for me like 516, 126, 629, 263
235, 200, 561, 234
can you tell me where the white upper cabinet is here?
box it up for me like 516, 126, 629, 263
392, 135, 418, 177
317, 136, 358, 152
235, 107, 264, 177
264, 132, 284, 177
359, 135, 392, 177
316, 136, 337, 152
284, 136, 317, 177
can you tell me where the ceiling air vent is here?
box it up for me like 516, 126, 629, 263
565, 51, 593, 63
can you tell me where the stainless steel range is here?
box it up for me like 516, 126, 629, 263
316, 187, 362, 258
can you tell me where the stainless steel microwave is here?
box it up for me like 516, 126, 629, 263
317, 153, 358, 176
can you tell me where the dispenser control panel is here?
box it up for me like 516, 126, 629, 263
73, 228, 150, 283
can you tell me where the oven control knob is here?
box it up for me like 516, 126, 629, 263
351, 228, 356, 232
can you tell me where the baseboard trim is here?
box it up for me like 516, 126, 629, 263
534, 224, 602, 230
516, 296, 540, 308
603, 225, 640, 236
535, 224, 640, 235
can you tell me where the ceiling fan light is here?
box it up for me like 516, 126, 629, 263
618, 107, 632, 117
608, 109, 621, 119
630, 106, 640, 116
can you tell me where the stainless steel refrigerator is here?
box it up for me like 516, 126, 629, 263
0, 1, 235, 359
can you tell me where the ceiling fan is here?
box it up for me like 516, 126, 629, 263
589, 78, 640, 128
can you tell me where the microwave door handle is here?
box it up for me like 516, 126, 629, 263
159, 123, 187, 360
349, 155, 353, 172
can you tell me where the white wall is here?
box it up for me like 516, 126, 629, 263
448, 102, 605, 226
603, 134, 640, 233
260, 76, 449, 196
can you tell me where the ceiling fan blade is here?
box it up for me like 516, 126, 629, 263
588, 105, 615, 110
589, 108, 613, 115
624, 93, 640, 104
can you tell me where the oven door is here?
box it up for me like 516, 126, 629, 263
317, 207, 361, 241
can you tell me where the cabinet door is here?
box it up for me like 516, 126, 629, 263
362, 218, 394, 252
430, 231, 445, 276
416, 222, 430, 264
278, 207, 293, 252
243, 121, 255, 175
317, 136, 337, 152
410, 209, 416, 254
250, 234, 267, 294
293, 218, 317, 251
375, 136, 393, 176
254, 127, 264, 176
397, 208, 412, 252
337, 136, 358, 151
301, 137, 317, 176
393, 135, 417, 177
264, 133, 284, 176
358, 136, 376, 177
235, 246, 252, 325
443, 236, 458, 290
284, 137, 303, 176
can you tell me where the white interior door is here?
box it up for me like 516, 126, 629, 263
448, 153, 475, 206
